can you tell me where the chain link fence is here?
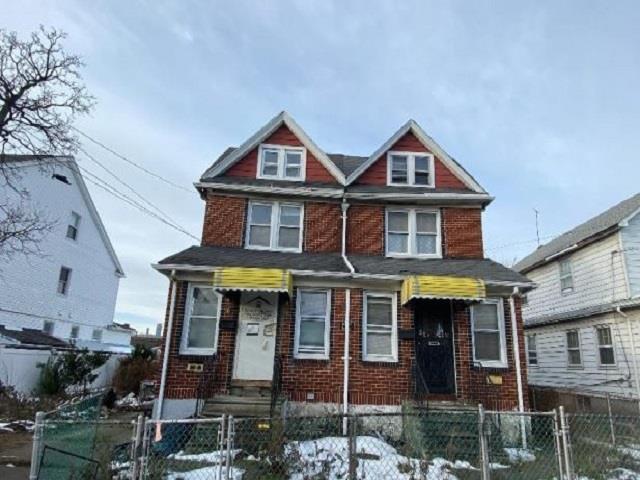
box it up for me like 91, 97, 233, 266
32, 403, 640, 479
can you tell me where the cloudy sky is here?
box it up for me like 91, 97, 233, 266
6, 1, 640, 333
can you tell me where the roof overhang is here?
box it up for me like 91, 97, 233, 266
195, 181, 344, 199
344, 191, 493, 206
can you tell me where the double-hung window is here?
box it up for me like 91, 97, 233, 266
57, 266, 72, 295
295, 289, 331, 359
247, 201, 303, 252
387, 152, 435, 187
386, 209, 440, 257
181, 284, 221, 355
526, 334, 538, 366
258, 144, 305, 180
559, 259, 574, 294
566, 330, 582, 366
596, 326, 616, 366
66, 212, 81, 240
363, 292, 397, 362
471, 299, 507, 368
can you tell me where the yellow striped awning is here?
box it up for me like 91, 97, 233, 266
401, 275, 485, 304
212, 267, 292, 295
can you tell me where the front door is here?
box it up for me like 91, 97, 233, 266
233, 292, 278, 381
415, 300, 455, 395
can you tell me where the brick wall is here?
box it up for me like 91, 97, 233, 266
225, 124, 337, 183
354, 131, 470, 190
304, 202, 342, 253
346, 205, 384, 255
442, 208, 484, 258
201, 194, 246, 247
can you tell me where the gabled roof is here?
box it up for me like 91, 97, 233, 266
515, 192, 640, 273
2, 154, 124, 277
345, 120, 486, 193
200, 111, 347, 184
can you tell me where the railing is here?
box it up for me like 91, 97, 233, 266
194, 354, 218, 417
270, 354, 283, 416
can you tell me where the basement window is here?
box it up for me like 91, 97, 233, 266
295, 289, 331, 359
180, 284, 221, 355
258, 144, 306, 180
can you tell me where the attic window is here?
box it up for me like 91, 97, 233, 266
257, 144, 305, 180
387, 152, 434, 187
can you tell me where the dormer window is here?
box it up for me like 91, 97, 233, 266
258, 144, 306, 181
387, 151, 434, 187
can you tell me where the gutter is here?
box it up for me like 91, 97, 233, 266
156, 270, 177, 420
509, 287, 527, 447
341, 201, 353, 435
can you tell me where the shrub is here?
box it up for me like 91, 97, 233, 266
37, 349, 110, 395
113, 345, 157, 395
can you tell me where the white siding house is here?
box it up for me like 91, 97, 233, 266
0, 155, 132, 393
516, 193, 640, 405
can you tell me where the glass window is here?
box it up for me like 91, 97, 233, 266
566, 330, 581, 366
388, 152, 434, 186
66, 212, 81, 240
258, 145, 305, 180
596, 326, 615, 365
92, 329, 103, 342
70, 325, 80, 340
471, 300, 506, 367
57, 267, 72, 295
363, 293, 397, 362
181, 285, 220, 354
247, 201, 302, 251
295, 289, 330, 358
527, 334, 538, 366
559, 259, 574, 294
386, 209, 440, 257
43, 321, 55, 335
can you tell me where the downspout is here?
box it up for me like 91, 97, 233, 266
509, 287, 527, 448
618, 307, 640, 406
341, 201, 354, 435
156, 271, 177, 420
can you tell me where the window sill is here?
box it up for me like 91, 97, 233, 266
473, 361, 508, 370
387, 182, 435, 188
257, 174, 304, 182
385, 253, 442, 260
180, 349, 217, 356
294, 354, 330, 361
245, 245, 302, 254
363, 356, 398, 364
598, 364, 618, 369
567, 364, 584, 369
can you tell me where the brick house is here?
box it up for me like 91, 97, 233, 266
153, 112, 533, 419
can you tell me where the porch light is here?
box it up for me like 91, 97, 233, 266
400, 275, 485, 304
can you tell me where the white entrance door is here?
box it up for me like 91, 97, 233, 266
233, 292, 278, 381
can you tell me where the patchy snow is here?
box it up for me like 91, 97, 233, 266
619, 444, 640, 461
0, 419, 35, 433
607, 468, 640, 480
169, 449, 242, 463
504, 447, 536, 463
166, 466, 244, 480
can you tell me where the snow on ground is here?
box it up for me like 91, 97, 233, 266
166, 465, 244, 480
606, 468, 640, 480
503, 447, 536, 463
0, 420, 35, 433
619, 445, 640, 461
169, 449, 242, 463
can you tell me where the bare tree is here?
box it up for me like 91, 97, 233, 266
0, 26, 94, 259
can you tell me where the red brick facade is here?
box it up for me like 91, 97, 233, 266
442, 207, 484, 258
202, 194, 246, 247
345, 204, 385, 255
303, 202, 342, 253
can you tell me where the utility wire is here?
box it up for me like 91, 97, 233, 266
72, 126, 194, 193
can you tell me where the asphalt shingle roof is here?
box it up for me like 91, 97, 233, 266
158, 246, 530, 285
0, 325, 71, 348
515, 193, 640, 273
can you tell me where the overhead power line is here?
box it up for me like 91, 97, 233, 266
72, 126, 194, 193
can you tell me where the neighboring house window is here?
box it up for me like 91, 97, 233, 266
387, 152, 435, 187
180, 284, 221, 355
521, 294, 528, 307
526, 334, 538, 366
246, 201, 303, 252
559, 259, 574, 294
471, 299, 507, 368
596, 326, 616, 366
92, 329, 103, 342
66, 212, 81, 240
70, 325, 80, 340
363, 292, 397, 362
257, 144, 305, 180
295, 289, 331, 359
43, 321, 55, 335
57, 267, 72, 295
386, 208, 441, 257
566, 330, 582, 366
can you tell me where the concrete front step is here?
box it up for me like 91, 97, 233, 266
201, 394, 281, 418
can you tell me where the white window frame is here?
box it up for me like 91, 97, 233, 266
57, 266, 72, 295
471, 299, 508, 369
257, 144, 307, 181
66, 211, 81, 241
362, 291, 398, 363
246, 201, 304, 253
566, 329, 582, 367
385, 208, 441, 258
294, 288, 331, 360
559, 259, 574, 295
526, 334, 538, 367
387, 151, 435, 187
595, 325, 616, 367
180, 283, 222, 356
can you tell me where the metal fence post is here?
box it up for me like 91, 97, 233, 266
225, 415, 234, 480
29, 411, 45, 480
552, 409, 566, 480
131, 414, 145, 480
217, 415, 227, 480
559, 406, 574, 480
478, 404, 490, 480
606, 394, 616, 445
348, 414, 357, 479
